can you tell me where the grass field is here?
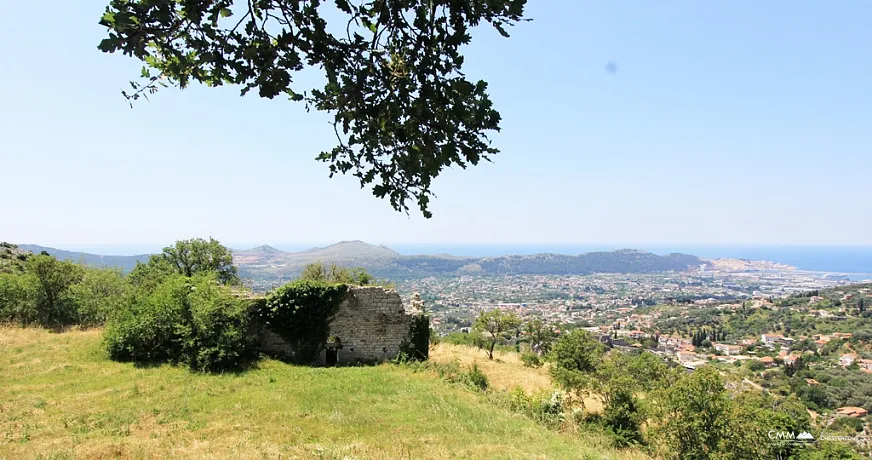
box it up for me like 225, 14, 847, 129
0, 328, 644, 459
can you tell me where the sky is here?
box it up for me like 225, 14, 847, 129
1, 1, 871, 251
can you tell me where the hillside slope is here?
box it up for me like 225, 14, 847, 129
17, 244, 150, 272
0, 328, 645, 459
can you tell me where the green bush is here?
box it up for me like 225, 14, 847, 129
521, 352, 543, 368
0, 255, 88, 328
399, 315, 431, 361
0, 272, 37, 325
496, 388, 564, 428
104, 274, 257, 372
442, 331, 485, 348
104, 275, 191, 364
0, 256, 129, 329
179, 279, 258, 372
465, 363, 489, 391
71, 267, 130, 327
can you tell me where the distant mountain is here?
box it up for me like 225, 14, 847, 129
17, 244, 151, 272
234, 241, 703, 280
14, 241, 704, 279
247, 245, 282, 254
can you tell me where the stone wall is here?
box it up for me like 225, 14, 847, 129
323, 286, 422, 365
258, 286, 426, 365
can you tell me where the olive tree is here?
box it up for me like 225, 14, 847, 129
473, 309, 520, 360
142, 238, 240, 286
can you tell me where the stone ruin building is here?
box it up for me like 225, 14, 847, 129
260, 286, 428, 365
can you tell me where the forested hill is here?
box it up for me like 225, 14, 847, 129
234, 242, 703, 279
15, 241, 702, 279
17, 244, 150, 272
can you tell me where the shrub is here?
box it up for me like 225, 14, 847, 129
24, 255, 84, 327
521, 352, 543, 368
442, 331, 484, 348
600, 390, 644, 447
104, 274, 257, 372
71, 267, 130, 327
465, 363, 489, 391
104, 275, 191, 364
399, 315, 431, 361
412, 359, 489, 392
0, 272, 37, 325
179, 279, 258, 372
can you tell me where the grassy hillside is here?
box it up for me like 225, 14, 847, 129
0, 328, 642, 459
430, 343, 605, 414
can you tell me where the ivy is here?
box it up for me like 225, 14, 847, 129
257, 280, 348, 364
400, 314, 431, 361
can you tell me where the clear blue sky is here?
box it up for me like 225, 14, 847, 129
2, 1, 870, 249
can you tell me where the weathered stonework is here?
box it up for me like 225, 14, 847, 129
322, 286, 423, 365
258, 286, 427, 365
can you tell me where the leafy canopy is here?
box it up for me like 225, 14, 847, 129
299, 261, 373, 285
97, 0, 528, 218
133, 238, 239, 286
473, 309, 520, 359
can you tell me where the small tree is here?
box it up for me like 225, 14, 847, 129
26, 254, 84, 326
473, 310, 521, 360
299, 262, 328, 282
70, 267, 130, 326
523, 319, 556, 356
548, 330, 606, 394
299, 262, 376, 286
155, 238, 239, 285
654, 366, 732, 459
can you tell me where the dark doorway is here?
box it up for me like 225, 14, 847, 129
326, 348, 338, 366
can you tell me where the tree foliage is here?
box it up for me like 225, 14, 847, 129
104, 273, 258, 372
548, 329, 606, 392
157, 238, 239, 285
473, 309, 520, 359
523, 318, 555, 355
70, 267, 131, 327
299, 261, 374, 286
653, 366, 733, 459
97, 0, 528, 218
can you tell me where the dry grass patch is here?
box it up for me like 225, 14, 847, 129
430, 343, 552, 393
429, 343, 604, 413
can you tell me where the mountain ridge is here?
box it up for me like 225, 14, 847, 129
16, 241, 703, 278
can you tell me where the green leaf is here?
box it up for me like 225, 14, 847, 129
100, 12, 116, 26
97, 38, 116, 52
220, 8, 232, 18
